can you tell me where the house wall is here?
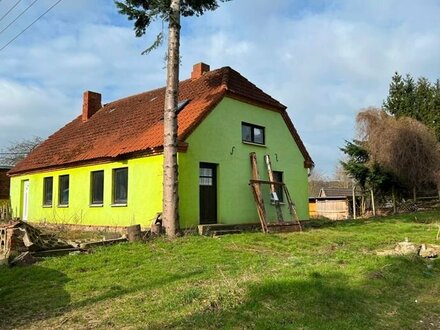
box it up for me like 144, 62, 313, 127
9, 156, 163, 227
178, 97, 310, 228
9, 97, 310, 229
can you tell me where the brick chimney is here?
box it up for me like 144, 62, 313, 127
82, 91, 102, 122
191, 62, 210, 79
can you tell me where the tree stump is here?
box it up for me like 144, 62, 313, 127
127, 224, 141, 242
151, 223, 161, 236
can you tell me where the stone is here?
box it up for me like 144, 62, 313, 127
394, 240, 420, 255
419, 244, 439, 258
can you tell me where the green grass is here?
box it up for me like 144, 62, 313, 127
1, 212, 440, 329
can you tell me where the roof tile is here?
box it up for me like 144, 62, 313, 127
10, 66, 312, 175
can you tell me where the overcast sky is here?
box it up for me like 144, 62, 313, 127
1, 0, 440, 175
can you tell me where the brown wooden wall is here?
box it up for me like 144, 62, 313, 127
0, 169, 10, 200
309, 198, 349, 220
309, 200, 318, 218
316, 199, 349, 220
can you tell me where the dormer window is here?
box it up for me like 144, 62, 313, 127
242, 122, 265, 145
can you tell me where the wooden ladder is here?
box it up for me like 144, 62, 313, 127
249, 152, 268, 233
264, 155, 284, 223
283, 182, 302, 230
249, 153, 302, 233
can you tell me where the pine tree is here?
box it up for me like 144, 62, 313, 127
431, 79, 440, 139
402, 74, 416, 118
115, 0, 230, 237
415, 77, 434, 129
340, 140, 370, 189
383, 72, 405, 116
383, 73, 440, 141
340, 139, 397, 214
340, 140, 394, 193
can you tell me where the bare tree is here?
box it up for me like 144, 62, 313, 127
0, 137, 43, 166
333, 162, 352, 187
308, 168, 329, 197
357, 108, 440, 201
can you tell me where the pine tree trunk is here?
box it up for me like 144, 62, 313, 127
162, 0, 181, 238
413, 186, 417, 202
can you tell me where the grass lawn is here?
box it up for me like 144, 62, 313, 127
1, 212, 439, 330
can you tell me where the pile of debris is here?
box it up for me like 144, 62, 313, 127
0, 221, 129, 266
377, 238, 440, 258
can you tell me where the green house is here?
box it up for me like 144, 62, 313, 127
8, 63, 313, 229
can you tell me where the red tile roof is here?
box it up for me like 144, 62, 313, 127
10, 66, 313, 175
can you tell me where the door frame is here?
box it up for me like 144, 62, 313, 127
22, 180, 30, 221
199, 162, 218, 224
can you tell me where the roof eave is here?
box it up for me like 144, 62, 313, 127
8, 143, 189, 177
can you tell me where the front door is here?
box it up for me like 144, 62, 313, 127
22, 180, 30, 221
199, 163, 217, 224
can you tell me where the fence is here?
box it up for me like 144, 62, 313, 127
0, 202, 11, 221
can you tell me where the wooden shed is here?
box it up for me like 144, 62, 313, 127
309, 187, 358, 220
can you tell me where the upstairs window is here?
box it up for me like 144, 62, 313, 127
113, 168, 128, 204
43, 177, 53, 206
242, 122, 265, 145
58, 175, 69, 206
273, 171, 284, 202
91, 170, 104, 205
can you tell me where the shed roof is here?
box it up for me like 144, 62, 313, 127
10, 65, 313, 175
319, 187, 359, 198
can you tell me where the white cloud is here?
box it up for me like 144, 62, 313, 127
0, 79, 76, 144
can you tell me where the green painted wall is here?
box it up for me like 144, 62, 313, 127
179, 97, 309, 228
9, 156, 163, 227
9, 97, 309, 228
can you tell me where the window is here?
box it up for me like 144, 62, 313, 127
58, 175, 69, 206
91, 170, 104, 205
242, 122, 265, 144
43, 177, 53, 206
113, 168, 128, 204
273, 171, 284, 202
199, 167, 214, 186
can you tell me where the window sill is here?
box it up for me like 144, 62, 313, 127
42, 205, 53, 208
111, 203, 127, 207
242, 141, 266, 148
58, 205, 69, 208
270, 202, 286, 205
90, 204, 103, 207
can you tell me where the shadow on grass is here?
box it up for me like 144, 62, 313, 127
0, 264, 203, 329
70, 268, 205, 309
155, 272, 377, 329
0, 265, 70, 330
159, 257, 440, 330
